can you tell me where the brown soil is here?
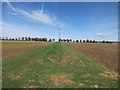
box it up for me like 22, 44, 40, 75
64, 42, 118, 73
2, 41, 53, 59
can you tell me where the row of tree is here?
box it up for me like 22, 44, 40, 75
59, 38, 112, 43
0, 37, 112, 43
0, 37, 55, 42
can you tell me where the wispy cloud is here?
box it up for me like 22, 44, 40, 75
8, 12, 18, 15
18, 9, 56, 26
3, 0, 18, 12
4, 0, 56, 26
96, 33, 108, 38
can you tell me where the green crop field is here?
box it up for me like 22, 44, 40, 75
2, 43, 119, 88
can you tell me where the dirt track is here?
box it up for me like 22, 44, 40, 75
2, 41, 52, 59
64, 42, 118, 73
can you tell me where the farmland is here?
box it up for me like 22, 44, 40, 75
2, 41, 52, 59
2, 41, 119, 88
2, 1, 119, 88
64, 42, 118, 73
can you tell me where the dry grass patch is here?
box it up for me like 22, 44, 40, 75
60, 52, 76, 65
6, 72, 23, 80
39, 80, 46, 85
23, 85, 38, 88
81, 74, 92, 78
61, 55, 72, 64
91, 85, 99, 88
48, 54, 58, 63
28, 80, 35, 82
78, 83, 84, 86
99, 71, 118, 80
49, 73, 75, 86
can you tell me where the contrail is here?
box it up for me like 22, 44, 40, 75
3, 0, 17, 12
39, 0, 57, 27
41, 2, 44, 13
40, 0, 44, 14
4, 0, 57, 27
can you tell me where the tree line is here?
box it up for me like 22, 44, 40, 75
0, 37, 112, 43
0, 37, 55, 42
58, 38, 112, 43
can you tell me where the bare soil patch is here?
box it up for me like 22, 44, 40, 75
23, 85, 38, 88
81, 73, 92, 78
61, 55, 72, 64
49, 73, 75, 86
64, 42, 118, 72
99, 71, 118, 80
91, 85, 99, 88
6, 71, 23, 80
2, 41, 53, 59
48, 54, 58, 63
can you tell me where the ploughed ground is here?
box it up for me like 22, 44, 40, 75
64, 42, 118, 73
2, 41, 52, 59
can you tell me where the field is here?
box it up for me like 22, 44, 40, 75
2, 41, 52, 59
2, 41, 119, 88
64, 42, 118, 73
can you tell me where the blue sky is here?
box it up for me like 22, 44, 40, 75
2, 1, 118, 41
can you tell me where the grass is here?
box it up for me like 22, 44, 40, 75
2, 43, 118, 88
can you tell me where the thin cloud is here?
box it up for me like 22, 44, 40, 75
8, 12, 18, 15
96, 33, 108, 38
18, 9, 56, 26
3, 0, 18, 12
41, 2, 44, 14
4, 0, 56, 26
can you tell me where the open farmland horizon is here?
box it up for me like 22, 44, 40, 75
2, 41, 119, 88
1, 0, 119, 89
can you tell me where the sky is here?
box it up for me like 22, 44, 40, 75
2, 1, 118, 41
